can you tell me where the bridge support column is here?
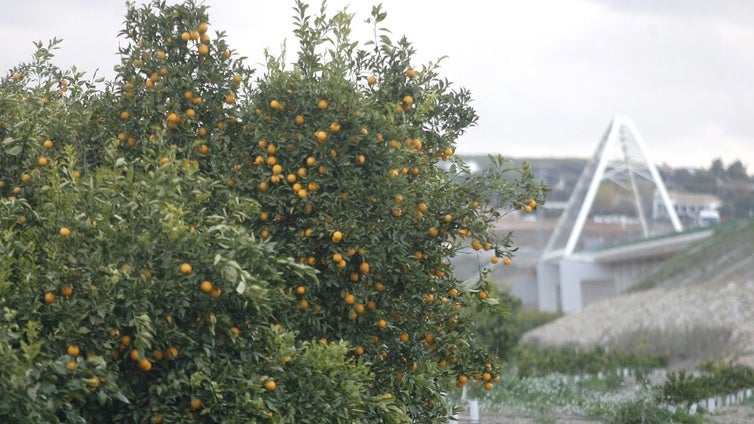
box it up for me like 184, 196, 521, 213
536, 262, 561, 312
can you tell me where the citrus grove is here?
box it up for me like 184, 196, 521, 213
0, 1, 546, 422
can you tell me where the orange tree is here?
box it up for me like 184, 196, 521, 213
0, 1, 546, 422
0, 2, 405, 423
228, 1, 546, 420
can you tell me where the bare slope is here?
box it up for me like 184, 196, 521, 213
521, 219, 754, 369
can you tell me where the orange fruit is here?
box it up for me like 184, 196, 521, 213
66, 361, 77, 371
344, 293, 355, 305
198, 44, 209, 55
198, 22, 208, 34
200, 280, 213, 293
225, 94, 236, 104
180, 262, 193, 274
138, 358, 152, 371
67, 345, 81, 356
359, 262, 370, 274
314, 131, 327, 143
61, 286, 73, 296
43, 139, 54, 149
366, 75, 377, 85
329, 122, 341, 132
377, 319, 387, 329
190, 398, 202, 410
294, 114, 305, 125
405, 68, 416, 78
503, 257, 512, 266
264, 380, 277, 391
331, 230, 343, 243
38, 157, 49, 167
478, 290, 488, 300
120, 111, 130, 120
44, 292, 55, 303
317, 99, 328, 109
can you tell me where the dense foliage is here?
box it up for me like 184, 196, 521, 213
0, 1, 546, 422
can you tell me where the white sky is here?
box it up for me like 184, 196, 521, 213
2, 0, 753, 171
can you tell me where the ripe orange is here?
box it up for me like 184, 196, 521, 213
314, 130, 327, 143
331, 230, 343, 243
317, 99, 328, 109
179, 262, 193, 274
294, 114, 305, 125
198, 22, 208, 34
366, 75, 377, 85
403, 95, 414, 106
12, 73, 22, 80
269, 99, 282, 110
120, 111, 130, 120
61, 286, 73, 296
359, 262, 370, 274
200, 280, 213, 293
503, 257, 512, 266
38, 157, 49, 167
85, 377, 100, 388
198, 44, 209, 55
66, 361, 77, 371
190, 398, 202, 410
377, 319, 387, 329
43, 139, 54, 149
405, 68, 416, 78
166, 347, 179, 359
181, 32, 191, 41
21, 173, 31, 183
478, 290, 488, 300
329, 122, 341, 132
354, 346, 364, 355
138, 358, 152, 371
264, 380, 277, 391
44, 292, 56, 303
67, 345, 81, 356
344, 293, 355, 305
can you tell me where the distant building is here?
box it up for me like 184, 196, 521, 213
652, 190, 722, 227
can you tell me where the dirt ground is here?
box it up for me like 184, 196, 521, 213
453, 403, 754, 423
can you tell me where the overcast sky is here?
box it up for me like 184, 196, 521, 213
2, 0, 753, 170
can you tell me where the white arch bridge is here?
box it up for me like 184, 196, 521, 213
535, 114, 715, 312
